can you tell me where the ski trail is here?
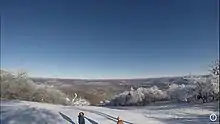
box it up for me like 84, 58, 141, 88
2, 100, 218, 124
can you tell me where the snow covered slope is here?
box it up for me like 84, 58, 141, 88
0, 100, 219, 124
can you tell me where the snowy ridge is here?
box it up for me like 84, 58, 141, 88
1, 100, 219, 124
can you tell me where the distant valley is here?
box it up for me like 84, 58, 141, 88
31, 74, 210, 87
30, 75, 211, 105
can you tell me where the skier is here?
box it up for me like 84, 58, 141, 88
78, 112, 85, 124
117, 116, 124, 124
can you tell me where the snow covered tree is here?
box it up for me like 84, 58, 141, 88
182, 60, 219, 103
209, 60, 219, 76
0, 70, 85, 105
108, 86, 168, 106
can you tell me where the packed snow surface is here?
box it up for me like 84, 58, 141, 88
0, 100, 219, 124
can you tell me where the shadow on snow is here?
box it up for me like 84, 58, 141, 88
59, 112, 76, 124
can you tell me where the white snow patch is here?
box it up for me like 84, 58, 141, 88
1, 100, 219, 124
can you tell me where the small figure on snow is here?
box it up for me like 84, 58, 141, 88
117, 116, 124, 124
78, 112, 85, 124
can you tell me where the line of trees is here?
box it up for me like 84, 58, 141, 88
0, 70, 90, 106
107, 60, 219, 106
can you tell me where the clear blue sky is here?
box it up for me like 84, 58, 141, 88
1, 0, 219, 79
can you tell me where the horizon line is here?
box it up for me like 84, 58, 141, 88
29, 74, 210, 80
1, 68, 210, 80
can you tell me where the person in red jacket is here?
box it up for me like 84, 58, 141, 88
117, 116, 124, 124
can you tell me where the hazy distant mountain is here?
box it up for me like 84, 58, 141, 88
31, 74, 211, 87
